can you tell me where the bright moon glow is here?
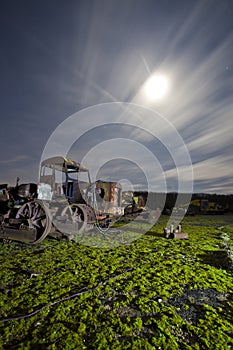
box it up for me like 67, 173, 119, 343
144, 75, 169, 100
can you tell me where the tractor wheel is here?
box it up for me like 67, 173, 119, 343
61, 203, 88, 235
16, 200, 52, 244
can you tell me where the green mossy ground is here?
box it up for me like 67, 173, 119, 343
0, 215, 233, 349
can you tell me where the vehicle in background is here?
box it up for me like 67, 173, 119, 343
179, 198, 225, 215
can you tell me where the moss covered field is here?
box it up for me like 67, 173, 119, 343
0, 215, 233, 349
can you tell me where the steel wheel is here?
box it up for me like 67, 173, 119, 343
61, 203, 88, 234
16, 200, 51, 244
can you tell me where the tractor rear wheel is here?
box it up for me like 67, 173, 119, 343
16, 200, 52, 244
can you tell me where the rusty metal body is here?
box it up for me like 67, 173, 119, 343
0, 157, 123, 243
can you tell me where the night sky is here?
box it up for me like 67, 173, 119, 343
1, 0, 233, 194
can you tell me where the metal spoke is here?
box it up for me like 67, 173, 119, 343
16, 200, 51, 244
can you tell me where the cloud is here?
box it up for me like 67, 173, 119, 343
193, 155, 233, 181
1, 155, 31, 165
164, 154, 233, 194
0, 155, 39, 186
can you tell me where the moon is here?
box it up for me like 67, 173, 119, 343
144, 74, 169, 100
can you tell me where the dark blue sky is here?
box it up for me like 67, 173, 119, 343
1, 0, 233, 193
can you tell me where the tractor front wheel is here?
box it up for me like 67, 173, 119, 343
61, 203, 88, 235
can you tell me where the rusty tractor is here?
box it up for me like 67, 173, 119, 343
0, 157, 123, 244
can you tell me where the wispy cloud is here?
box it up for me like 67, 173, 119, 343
1, 155, 31, 165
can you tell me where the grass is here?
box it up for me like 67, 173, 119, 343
0, 214, 233, 349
